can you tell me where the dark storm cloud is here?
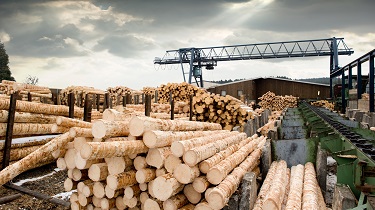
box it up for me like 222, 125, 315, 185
0, 1, 88, 57
245, 0, 375, 33
94, 34, 156, 57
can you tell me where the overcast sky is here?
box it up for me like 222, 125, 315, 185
0, 0, 374, 90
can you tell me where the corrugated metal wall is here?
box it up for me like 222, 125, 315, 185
207, 78, 330, 101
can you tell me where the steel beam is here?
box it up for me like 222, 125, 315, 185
369, 55, 374, 112
358, 61, 362, 99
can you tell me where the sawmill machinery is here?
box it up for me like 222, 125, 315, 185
300, 102, 375, 209
154, 37, 353, 93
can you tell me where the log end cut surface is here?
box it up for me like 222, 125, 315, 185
143, 130, 157, 148
129, 116, 144, 137
91, 120, 106, 139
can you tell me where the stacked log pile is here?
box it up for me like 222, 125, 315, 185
0, 97, 89, 169
311, 100, 335, 111
157, 82, 206, 104
142, 86, 156, 96
107, 86, 133, 106
254, 161, 326, 210
258, 91, 298, 111
0, 80, 52, 103
37, 115, 267, 210
60, 86, 105, 107
192, 92, 256, 130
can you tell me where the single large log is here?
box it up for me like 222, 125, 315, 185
146, 147, 171, 169
285, 164, 304, 210
91, 120, 130, 139
206, 149, 261, 209
163, 193, 189, 210
252, 161, 278, 209
0, 123, 57, 137
0, 132, 72, 186
152, 173, 184, 201
106, 170, 137, 190
183, 183, 201, 204
69, 127, 93, 138
183, 133, 249, 167
142, 130, 228, 149
56, 116, 92, 128
173, 164, 200, 184
136, 168, 156, 184
263, 160, 288, 210
302, 162, 320, 210
0, 99, 84, 117
129, 116, 221, 137
171, 132, 238, 157
80, 140, 148, 160
0, 110, 57, 124
88, 163, 108, 182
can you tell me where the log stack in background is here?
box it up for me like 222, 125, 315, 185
59, 86, 105, 107
192, 92, 257, 130
254, 161, 326, 210
258, 91, 298, 111
311, 100, 335, 111
107, 86, 133, 106
0, 80, 53, 103
44, 115, 269, 210
157, 82, 206, 104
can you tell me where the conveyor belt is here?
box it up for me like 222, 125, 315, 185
304, 102, 375, 160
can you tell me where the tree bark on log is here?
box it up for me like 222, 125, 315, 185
91, 120, 130, 139
129, 116, 221, 137
171, 132, 238, 157
80, 140, 148, 160
263, 160, 288, 210
183, 133, 249, 167
0, 110, 57, 124
206, 149, 261, 209
0, 99, 84, 117
285, 164, 304, 210
143, 130, 228, 149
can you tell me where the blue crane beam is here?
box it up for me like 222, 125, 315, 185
154, 37, 353, 88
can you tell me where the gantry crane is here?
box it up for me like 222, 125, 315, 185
154, 37, 354, 91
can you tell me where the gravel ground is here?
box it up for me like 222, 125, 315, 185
0, 163, 70, 210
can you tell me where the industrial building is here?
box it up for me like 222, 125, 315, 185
206, 77, 330, 101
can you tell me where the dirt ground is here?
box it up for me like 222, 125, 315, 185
0, 163, 70, 210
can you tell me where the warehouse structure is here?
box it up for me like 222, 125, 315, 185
206, 77, 330, 102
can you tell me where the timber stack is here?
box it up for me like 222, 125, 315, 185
258, 91, 298, 111
107, 86, 133, 106
311, 100, 335, 111
34, 115, 267, 209
142, 86, 156, 98
192, 92, 256, 130
0, 96, 97, 182
157, 82, 206, 104
254, 161, 326, 210
60, 86, 105, 107
0, 80, 53, 103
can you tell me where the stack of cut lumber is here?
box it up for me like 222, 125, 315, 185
157, 82, 206, 104
254, 161, 326, 210
47, 115, 267, 209
311, 100, 335, 111
0, 80, 52, 103
60, 86, 105, 107
192, 92, 256, 130
258, 91, 298, 111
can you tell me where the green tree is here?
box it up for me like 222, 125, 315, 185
0, 41, 15, 82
